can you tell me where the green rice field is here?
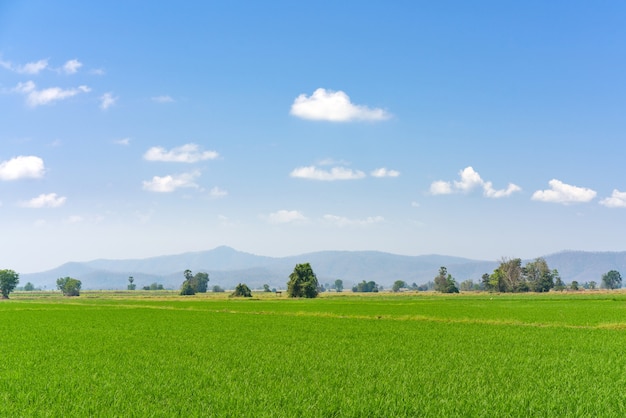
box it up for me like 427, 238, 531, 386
2, 291, 626, 417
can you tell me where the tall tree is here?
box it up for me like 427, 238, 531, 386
334, 279, 343, 292
127, 276, 136, 290
523, 258, 554, 293
287, 263, 319, 298
434, 267, 459, 293
602, 270, 622, 290
191, 272, 209, 293
0, 269, 19, 299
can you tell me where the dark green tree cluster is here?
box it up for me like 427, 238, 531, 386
434, 267, 459, 293
143, 282, 164, 291
334, 279, 344, 292
483, 258, 560, 293
287, 263, 319, 298
56, 277, 82, 296
352, 281, 380, 293
231, 283, 252, 297
127, 276, 136, 290
0, 269, 19, 299
180, 270, 210, 295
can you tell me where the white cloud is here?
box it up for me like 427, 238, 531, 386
290, 88, 391, 122
142, 172, 200, 193
532, 179, 596, 204
483, 182, 522, 198
113, 138, 130, 146
323, 214, 385, 227
62, 59, 82, 74
290, 165, 366, 181
371, 167, 400, 178
209, 186, 228, 198
20, 193, 66, 208
144, 143, 219, 163
152, 95, 174, 103
90, 68, 105, 76
430, 180, 453, 195
1, 58, 49, 74
100, 92, 117, 110
411, 201, 420, 208
600, 190, 626, 208
13, 81, 90, 107
0, 156, 45, 180
267, 210, 308, 224
430, 166, 521, 198
454, 167, 484, 192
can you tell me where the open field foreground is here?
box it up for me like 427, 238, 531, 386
2, 292, 626, 417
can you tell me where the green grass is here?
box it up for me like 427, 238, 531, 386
2, 292, 626, 416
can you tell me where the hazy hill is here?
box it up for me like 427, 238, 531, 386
19, 246, 626, 290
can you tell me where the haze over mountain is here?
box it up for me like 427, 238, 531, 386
20, 246, 626, 291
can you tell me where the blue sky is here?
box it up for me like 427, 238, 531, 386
2, 1, 626, 273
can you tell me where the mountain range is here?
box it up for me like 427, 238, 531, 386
20, 246, 626, 290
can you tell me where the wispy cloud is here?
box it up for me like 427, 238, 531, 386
0, 156, 45, 180
290, 165, 366, 181
430, 166, 521, 198
1, 58, 49, 74
20, 193, 66, 208
142, 171, 200, 193
152, 95, 174, 103
209, 186, 228, 198
100, 92, 117, 110
290, 88, 391, 122
62, 59, 82, 74
323, 214, 385, 227
371, 168, 400, 178
113, 138, 131, 146
13, 81, 90, 107
142, 173, 198, 193
532, 179, 596, 204
144, 143, 219, 163
600, 189, 626, 208
267, 210, 308, 224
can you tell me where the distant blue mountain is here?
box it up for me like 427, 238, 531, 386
20, 246, 626, 290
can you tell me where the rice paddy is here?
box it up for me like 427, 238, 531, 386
2, 291, 626, 416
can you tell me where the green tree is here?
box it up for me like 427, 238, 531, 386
392, 280, 406, 292
191, 272, 209, 293
180, 280, 195, 295
460, 279, 475, 292
231, 283, 252, 297
0, 269, 19, 299
263, 284, 271, 292
212, 285, 224, 293
56, 277, 81, 296
353, 280, 379, 293
334, 279, 344, 292
589, 281, 597, 290
434, 267, 459, 293
127, 276, 136, 290
24, 282, 35, 291
523, 258, 554, 293
554, 275, 565, 291
571, 281, 579, 291
602, 270, 622, 290
287, 263, 319, 298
